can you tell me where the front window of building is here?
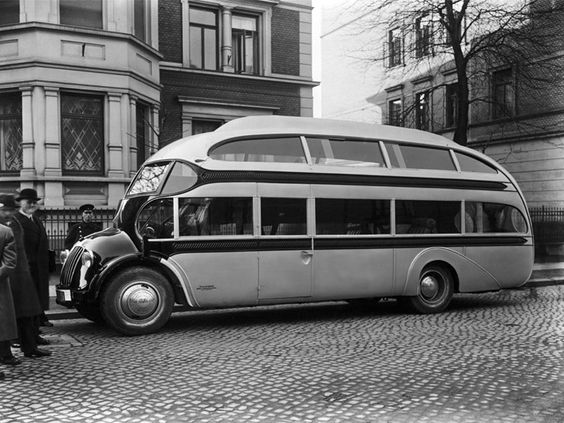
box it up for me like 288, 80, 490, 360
232, 14, 259, 74
415, 91, 430, 130
388, 99, 402, 126
60, 0, 103, 29
415, 14, 432, 58
492, 68, 515, 119
189, 7, 218, 70
445, 83, 458, 128
0, 0, 19, 26
61, 93, 104, 176
0, 92, 22, 174
388, 28, 403, 67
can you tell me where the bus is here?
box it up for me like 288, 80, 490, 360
56, 116, 534, 335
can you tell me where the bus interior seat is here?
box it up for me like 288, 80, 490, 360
407, 218, 437, 234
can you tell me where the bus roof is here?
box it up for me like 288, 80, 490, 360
149, 116, 458, 164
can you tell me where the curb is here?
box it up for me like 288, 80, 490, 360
45, 279, 564, 321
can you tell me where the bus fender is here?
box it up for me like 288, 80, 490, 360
402, 247, 502, 295
90, 253, 188, 305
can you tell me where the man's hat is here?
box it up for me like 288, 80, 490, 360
79, 204, 95, 213
0, 194, 17, 210
15, 188, 41, 202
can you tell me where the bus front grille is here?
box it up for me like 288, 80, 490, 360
60, 246, 84, 288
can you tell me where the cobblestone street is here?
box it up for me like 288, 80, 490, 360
0, 286, 563, 423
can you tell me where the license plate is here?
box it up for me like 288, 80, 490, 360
56, 289, 72, 302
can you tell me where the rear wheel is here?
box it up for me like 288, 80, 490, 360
100, 267, 174, 336
408, 264, 453, 313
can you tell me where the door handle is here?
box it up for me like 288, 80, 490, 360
301, 250, 313, 257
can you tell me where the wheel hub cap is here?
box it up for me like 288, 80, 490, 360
420, 275, 440, 299
121, 284, 159, 319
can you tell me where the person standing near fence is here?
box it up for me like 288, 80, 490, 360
0, 201, 17, 379
0, 194, 50, 360
13, 189, 53, 330
64, 204, 98, 250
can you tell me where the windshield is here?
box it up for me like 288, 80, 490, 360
127, 162, 172, 196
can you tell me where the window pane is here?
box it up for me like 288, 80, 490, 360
203, 27, 217, 70
136, 198, 174, 239
316, 199, 390, 235
396, 200, 460, 234
307, 138, 384, 167
232, 15, 257, 31
465, 202, 527, 233
387, 143, 456, 171
456, 152, 497, 173
161, 162, 198, 195
190, 8, 216, 25
209, 137, 306, 163
261, 198, 306, 235
0, 0, 19, 26
189, 27, 203, 68
388, 99, 402, 126
134, 0, 147, 41
179, 197, 253, 236
61, 94, 104, 175
0, 92, 22, 173
60, 0, 103, 29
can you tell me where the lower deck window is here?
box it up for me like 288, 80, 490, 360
261, 198, 306, 235
179, 197, 253, 236
396, 200, 460, 234
316, 199, 390, 235
465, 202, 527, 233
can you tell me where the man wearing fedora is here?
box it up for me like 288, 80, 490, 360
64, 204, 99, 250
0, 194, 50, 360
13, 189, 53, 331
0, 197, 17, 379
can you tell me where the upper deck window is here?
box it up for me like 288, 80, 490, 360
307, 138, 385, 167
386, 143, 456, 171
209, 137, 306, 163
456, 152, 497, 174
127, 162, 171, 196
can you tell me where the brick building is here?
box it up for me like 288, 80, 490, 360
0, 0, 315, 208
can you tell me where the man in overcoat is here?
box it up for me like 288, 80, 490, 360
13, 189, 53, 329
0, 204, 17, 379
0, 194, 50, 359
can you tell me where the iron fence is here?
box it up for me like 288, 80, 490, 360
529, 206, 564, 253
37, 208, 116, 263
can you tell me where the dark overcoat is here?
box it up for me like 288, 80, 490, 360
0, 223, 17, 342
8, 217, 42, 318
13, 212, 50, 310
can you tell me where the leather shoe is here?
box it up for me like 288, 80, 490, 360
0, 356, 22, 366
36, 336, 50, 345
24, 349, 52, 358
40, 320, 54, 327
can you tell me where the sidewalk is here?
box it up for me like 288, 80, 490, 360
45, 261, 564, 321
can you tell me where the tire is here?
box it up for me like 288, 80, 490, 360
407, 264, 454, 313
75, 303, 104, 324
100, 267, 174, 336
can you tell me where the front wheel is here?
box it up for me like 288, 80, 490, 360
407, 265, 454, 313
100, 267, 174, 336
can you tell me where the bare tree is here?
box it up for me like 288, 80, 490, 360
354, 0, 564, 145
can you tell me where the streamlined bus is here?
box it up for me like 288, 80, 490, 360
56, 116, 534, 335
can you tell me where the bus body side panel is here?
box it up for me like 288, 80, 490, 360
396, 246, 501, 295
168, 252, 259, 307
258, 249, 312, 301
464, 243, 534, 289
312, 248, 394, 300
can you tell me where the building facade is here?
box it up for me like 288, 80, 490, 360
0, 0, 315, 209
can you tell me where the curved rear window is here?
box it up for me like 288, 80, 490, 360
456, 152, 497, 173
209, 137, 306, 163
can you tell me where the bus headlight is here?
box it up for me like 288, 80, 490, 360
81, 250, 94, 268
60, 249, 69, 265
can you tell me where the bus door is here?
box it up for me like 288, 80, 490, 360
257, 192, 313, 301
